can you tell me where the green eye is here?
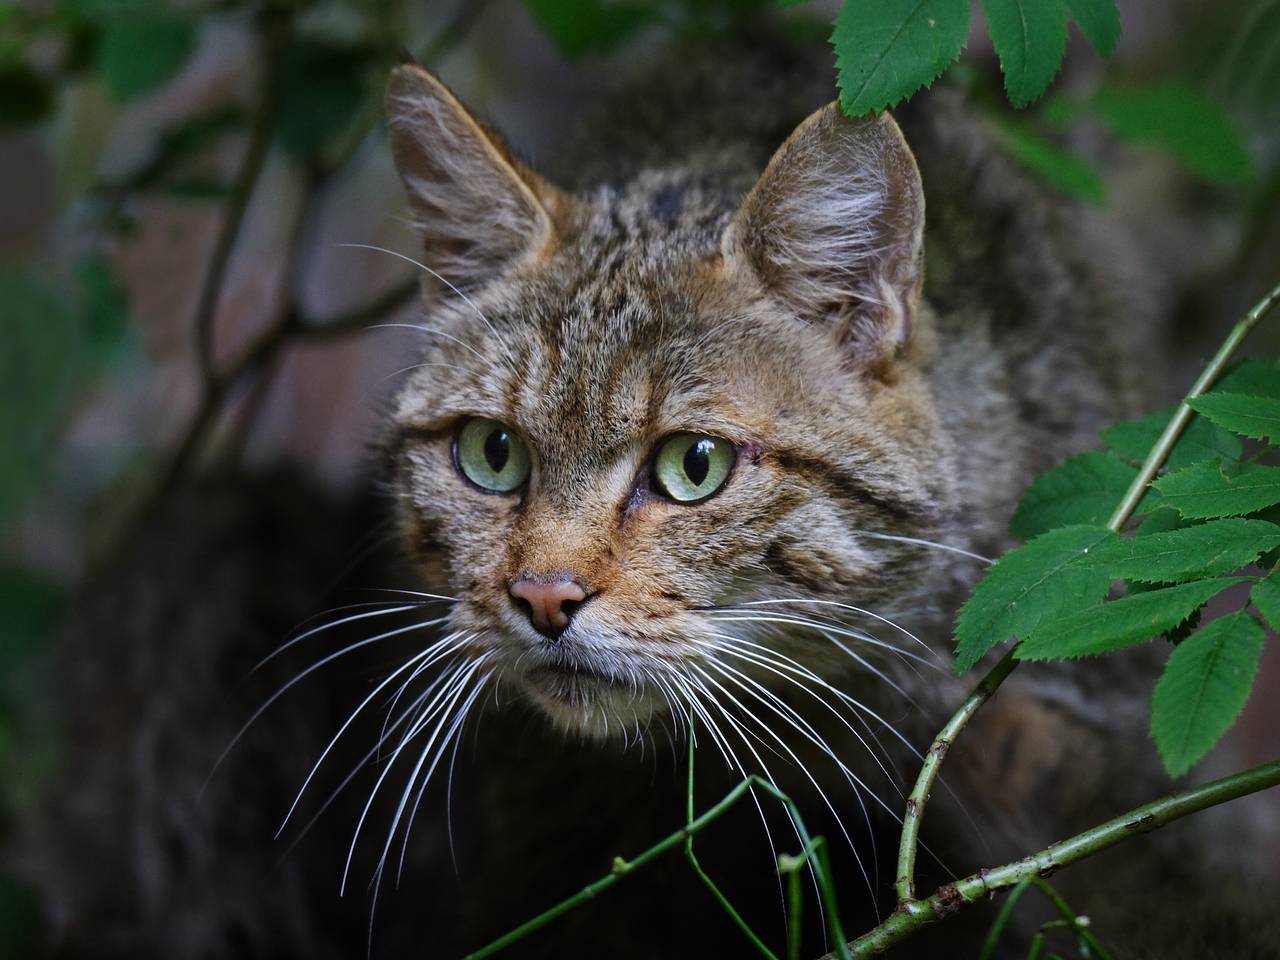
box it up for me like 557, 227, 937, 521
455, 417, 531, 493
653, 433, 735, 503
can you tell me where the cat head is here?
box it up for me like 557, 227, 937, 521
383, 64, 947, 738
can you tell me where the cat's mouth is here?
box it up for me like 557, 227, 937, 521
514, 654, 660, 735
522, 660, 617, 702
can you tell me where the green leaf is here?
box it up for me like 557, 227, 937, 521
980, 0, 1068, 108
0, 567, 63, 684
832, 0, 970, 116
1102, 407, 1242, 472
0, 63, 55, 129
1010, 452, 1135, 539
1153, 460, 1280, 519
1188, 392, 1280, 443
1089, 83, 1253, 183
1135, 506, 1186, 537
98, 13, 197, 101
990, 118, 1106, 203
1062, 0, 1120, 56
525, 0, 659, 57
953, 525, 1116, 672
76, 252, 130, 349
1151, 612, 1264, 777
1217, 359, 1280, 399
0, 268, 83, 525
1251, 569, 1280, 632
1082, 519, 1280, 583
1016, 577, 1247, 660
276, 40, 370, 159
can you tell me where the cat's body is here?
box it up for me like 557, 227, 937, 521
10, 31, 1276, 960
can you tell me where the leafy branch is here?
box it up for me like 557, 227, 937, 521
841, 759, 1280, 957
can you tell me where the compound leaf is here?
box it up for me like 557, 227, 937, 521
98, 13, 196, 102
1103, 407, 1242, 472
953, 524, 1116, 672
1063, 0, 1120, 56
1151, 612, 1264, 777
1153, 461, 1280, 519
991, 117, 1106, 203
1090, 83, 1252, 183
526, 0, 658, 57
1010, 451, 1136, 539
1251, 570, 1280, 632
981, 0, 1068, 108
832, 0, 970, 116
1217, 359, 1280, 399
1082, 519, 1280, 583
1016, 577, 1246, 660
1188, 393, 1280, 443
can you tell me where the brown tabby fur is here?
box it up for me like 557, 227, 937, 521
11, 32, 1277, 960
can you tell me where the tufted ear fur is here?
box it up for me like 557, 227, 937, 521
386, 65, 567, 289
722, 104, 925, 368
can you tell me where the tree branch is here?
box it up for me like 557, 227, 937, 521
892, 279, 1280, 905
841, 759, 1280, 958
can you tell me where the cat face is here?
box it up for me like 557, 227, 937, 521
384, 66, 946, 737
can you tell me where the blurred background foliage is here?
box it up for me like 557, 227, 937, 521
0, 0, 1277, 954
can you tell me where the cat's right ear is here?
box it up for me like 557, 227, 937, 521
722, 104, 925, 372
386, 65, 566, 288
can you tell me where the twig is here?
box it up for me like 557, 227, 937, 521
836, 758, 1280, 958
464, 764, 851, 960
684, 732, 781, 960
891, 279, 1280, 906
161, 0, 486, 492
191, 17, 285, 387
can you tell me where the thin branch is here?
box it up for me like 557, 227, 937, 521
463, 768, 850, 960
839, 758, 1280, 958
190, 18, 285, 387
891, 278, 1280, 906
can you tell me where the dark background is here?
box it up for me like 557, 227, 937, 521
2, 0, 1278, 955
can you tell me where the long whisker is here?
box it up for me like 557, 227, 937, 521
276, 632, 467, 836
337, 243, 517, 371
680, 671, 824, 933
342, 657, 483, 895
853, 529, 993, 564
704, 632, 905, 798
692, 661, 878, 906
204, 616, 449, 795
706, 612, 940, 671
728, 599, 930, 652
253, 603, 432, 672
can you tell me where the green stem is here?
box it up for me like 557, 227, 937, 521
893, 650, 1017, 903
461, 775, 761, 960
977, 877, 1032, 960
786, 863, 804, 960
685, 726, 780, 960
892, 279, 1280, 905
465, 758, 851, 960
1030, 878, 1114, 960
1105, 279, 1280, 528
839, 758, 1280, 958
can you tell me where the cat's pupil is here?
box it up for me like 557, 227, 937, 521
484, 429, 510, 473
683, 440, 711, 487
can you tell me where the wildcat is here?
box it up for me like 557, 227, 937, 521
11, 32, 1277, 960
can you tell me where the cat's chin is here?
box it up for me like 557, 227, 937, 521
517, 664, 663, 740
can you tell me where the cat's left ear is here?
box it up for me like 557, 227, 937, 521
722, 104, 925, 369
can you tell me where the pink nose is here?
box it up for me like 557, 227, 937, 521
509, 576, 589, 639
